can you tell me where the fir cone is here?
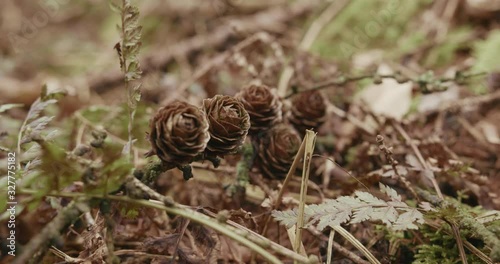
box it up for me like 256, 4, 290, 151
147, 101, 210, 166
256, 125, 301, 179
235, 84, 282, 135
289, 90, 326, 135
202, 95, 250, 156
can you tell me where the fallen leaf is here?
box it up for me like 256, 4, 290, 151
356, 64, 412, 120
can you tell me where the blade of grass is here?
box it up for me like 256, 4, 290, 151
332, 226, 380, 264
294, 130, 317, 255
326, 228, 336, 264
287, 225, 306, 254
261, 136, 306, 235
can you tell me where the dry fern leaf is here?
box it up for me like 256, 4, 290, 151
272, 183, 424, 231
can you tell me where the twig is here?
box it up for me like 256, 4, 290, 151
201, 208, 313, 263
19, 185, 319, 263
330, 240, 371, 264
114, 250, 174, 260
457, 116, 497, 153
277, 0, 350, 97
326, 102, 376, 135
171, 219, 190, 264
284, 71, 487, 99
332, 226, 381, 264
49, 246, 84, 263
101, 201, 118, 264
447, 219, 468, 264
306, 227, 372, 264
391, 122, 442, 198
13, 200, 90, 264
375, 135, 419, 201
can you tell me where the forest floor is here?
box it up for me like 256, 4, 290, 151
0, 1, 499, 263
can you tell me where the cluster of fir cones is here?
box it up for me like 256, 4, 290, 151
147, 84, 327, 180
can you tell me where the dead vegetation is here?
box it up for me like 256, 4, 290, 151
1, 0, 500, 263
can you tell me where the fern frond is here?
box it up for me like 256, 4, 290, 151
16, 85, 65, 170
111, 0, 142, 156
272, 184, 424, 231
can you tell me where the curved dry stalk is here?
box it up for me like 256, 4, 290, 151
294, 130, 317, 253
332, 226, 380, 264
326, 229, 335, 264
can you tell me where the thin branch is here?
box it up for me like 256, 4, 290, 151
375, 135, 419, 201
201, 208, 312, 263
19, 185, 314, 263
306, 226, 370, 264
332, 226, 380, 264
13, 200, 90, 264
284, 71, 487, 99
391, 122, 442, 198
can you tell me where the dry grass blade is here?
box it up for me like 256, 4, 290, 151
326, 229, 335, 264
294, 130, 316, 254
261, 137, 306, 235
332, 226, 380, 264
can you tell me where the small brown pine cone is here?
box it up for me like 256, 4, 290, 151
256, 125, 301, 179
202, 95, 250, 156
289, 90, 326, 135
147, 101, 210, 166
235, 84, 282, 135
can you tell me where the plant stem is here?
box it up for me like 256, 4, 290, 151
294, 130, 316, 254
284, 71, 487, 99
17, 189, 298, 264
261, 137, 306, 236
12, 200, 90, 264
332, 226, 380, 264
326, 229, 335, 264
